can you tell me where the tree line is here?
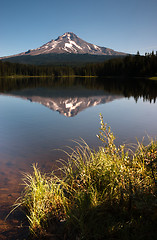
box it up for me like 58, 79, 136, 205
0, 52, 157, 77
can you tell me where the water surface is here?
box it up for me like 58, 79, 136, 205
0, 77, 157, 217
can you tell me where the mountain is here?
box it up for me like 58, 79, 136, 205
0, 32, 126, 65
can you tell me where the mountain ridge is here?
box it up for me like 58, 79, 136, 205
1, 32, 126, 59
0, 53, 126, 66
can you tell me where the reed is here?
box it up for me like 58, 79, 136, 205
19, 164, 67, 235
15, 114, 157, 239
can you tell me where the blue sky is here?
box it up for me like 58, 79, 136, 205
0, 0, 157, 57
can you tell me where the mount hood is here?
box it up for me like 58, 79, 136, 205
1, 32, 126, 59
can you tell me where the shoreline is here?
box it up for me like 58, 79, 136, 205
0, 74, 156, 80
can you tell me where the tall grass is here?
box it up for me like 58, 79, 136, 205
18, 164, 67, 236
15, 114, 157, 239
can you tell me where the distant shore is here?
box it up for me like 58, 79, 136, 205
1, 75, 157, 80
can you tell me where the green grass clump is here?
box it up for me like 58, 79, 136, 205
149, 76, 157, 80
19, 165, 67, 236
15, 114, 157, 239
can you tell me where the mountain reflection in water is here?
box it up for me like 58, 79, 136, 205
0, 77, 157, 117
2, 88, 123, 117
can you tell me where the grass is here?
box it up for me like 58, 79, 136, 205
13, 114, 157, 239
57, 75, 98, 78
0, 75, 53, 79
149, 76, 157, 80
0, 75, 98, 79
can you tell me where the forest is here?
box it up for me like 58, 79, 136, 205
0, 52, 157, 77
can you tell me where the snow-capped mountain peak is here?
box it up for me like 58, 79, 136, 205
2, 32, 126, 58
32, 32, 94, 55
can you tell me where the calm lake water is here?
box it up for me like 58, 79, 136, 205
0, 77, 157, 217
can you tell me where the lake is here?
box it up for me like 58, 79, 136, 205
0, 77, 157, 226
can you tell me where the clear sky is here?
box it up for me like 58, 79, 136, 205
0, 0, 157, 57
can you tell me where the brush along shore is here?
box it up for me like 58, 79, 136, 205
12, 114, 157, 240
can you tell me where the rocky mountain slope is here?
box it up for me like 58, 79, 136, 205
1, 32, 126, 60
